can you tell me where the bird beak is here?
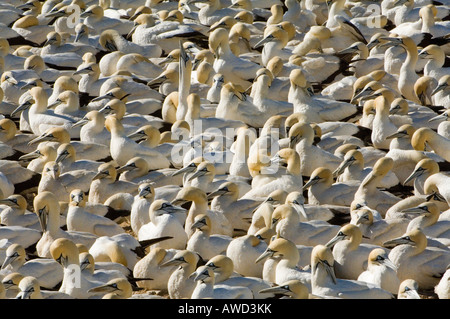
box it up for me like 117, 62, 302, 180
191, 219, 206, 229
171, 164, 196, 177
1, 254, 18, 270
163, 204, 187, 214
187, 169, 206, 182
75, 28, 85, 42
431, 83, 447, 96
381, 257, 397, 271
338, 45, 358, 55
302, 176, 320, 191
55, 151, 68, 164
255, 248, 274, 264
88, 283, 118, 294
92, 170, 109, 181
400, 205, 429, 214
385, 131, 404, 140
27, 134, 51, 146
253, 36, 272, 49
36, 206, 48, 232
402, 168, 422, 185
71, 118, 89, 128
160, 257, 183, 267
333, 157, 354, 177
138, 187, 152, 198
127, 131, 145, 141
325, 233, 345, 248
127, 25, 137, 39
366, 39, 379, 50
258, 285, 289, 295
19, 150, 41, 160
47, 99, 62, 109
116, 164, 135, 174
428, 114, 446, 122
292, 201, 308, 221
73, 68, 90, 75
11, 99, 33, 117
147, 75, 167, 87
206, 188, 228, 199
379, 37, 402, 46
383, 235, 414, 248
91, 92, 115, 102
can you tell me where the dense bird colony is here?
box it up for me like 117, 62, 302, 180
0, 0, 449, 300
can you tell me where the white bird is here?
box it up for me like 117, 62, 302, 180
333, 149, 399, 189
288, 69, 358, 124
1, 243, 64, 290
99, 29, 162, 58
81, 4, 134, 36
138, 199, 187, 250
353, 157, 402, 217
404, 202, 450, 240
88, 162, 138, 205
325, 224, 387, 280
398, 279, 421, 299
255, 237, 311, 290
54, 143, 102, 174
160, 249, 199, 299
132, 247, 179, 291
302, 167, 360, 207
271, 204, 340, 247
356, 248, 401, 295
209, 27, 260, 89
310, 244, 393, 299
208, 181, 260, 235
0, 194, 40, 230
34, 191, 98, 258
105, 115, 171, 169
66, 189, 124, 237
15, 275, 73, 299
383, 228, 450, 290
288, 122, 342, 177
187, 214, 233, 261
49, 238, 104, 299
204, 254, 273, 299
191, 265, 254, 299
38, 161, 96, 199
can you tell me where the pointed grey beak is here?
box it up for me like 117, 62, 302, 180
383, 235, 415, 248
255, 248, 275, 264
325, 231, 345, 248
55, 151, 69, 164
11, 99, 33, 117
253, 35, 273, 49
402, 168, 423, 185
302, 176, 320, 191
431, 83, 447, 96
71, 118, 89, 128
187, 169, 206, 182
171, 164, 197, 177
206, 188, 228, 200
19, 150, 42, 160
333, 157, 355, 177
